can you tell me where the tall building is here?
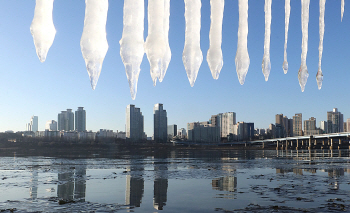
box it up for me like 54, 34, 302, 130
75, 107, 86, 132
327, 108, 344, 133
45, 120, 57, 131
126, 105, 144, 142
304, 117, 321, 136
153, 103, 167, 143
58, 109, 74, 131
187, 122, 220, 143
293, 113, 302, 136
30, 116, 38, 132
167, 124, 177, 138
346, 118, 350, 132
275, 114, 289, 138
320, 121, 328, 133
211, 112, 236, 138
232, 122, 254, 141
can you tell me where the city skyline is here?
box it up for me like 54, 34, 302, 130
1, 1, 350, 136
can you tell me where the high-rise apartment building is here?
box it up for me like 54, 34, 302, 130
320, 121, 328, 133
75, 107, 86, 132
58, 109, 74, 131
327, 108, 344, 133
45, 120, 57, 131
126, 105, 144, 142
211, 112, 236, 138
153, 103, 167, 143
275, 114, 289, 137
303, 117, 321, 136
30, 116, 38, 132
293, 113, 302, 136
346, 118, 350, 132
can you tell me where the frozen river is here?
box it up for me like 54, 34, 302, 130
0, 149, 350, 212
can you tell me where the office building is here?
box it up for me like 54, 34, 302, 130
28, 116, 38, 132
153, 103, 167, 143
75, 107, 86, 132
211, 112, 236, 138
327, 108, 344, 133
126, 105, 144, 142
45, 120, 57, 131
58, 109, 74, 131
293, 113, 302, 136
167, 124, 177, 138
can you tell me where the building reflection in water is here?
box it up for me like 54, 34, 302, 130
57, 164, 86, 201
153, 159, 168, 210
29, 168, 38, 200
212, 176, 237, 193
125, 160, 144, 208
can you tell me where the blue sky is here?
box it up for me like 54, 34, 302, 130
0, 0, 349, 136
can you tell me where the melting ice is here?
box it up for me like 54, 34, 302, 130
183, 0, 203, 87
317, 0, 326, 90
298, 0, 310, 92
30, 0, 56, 63
235, 0, 250, 85
283, 0, 290, 74
159, 0, 171, 83
342, 0, 345, 21
80, 0, 109, 90
120, 0, 145, 100
145, 0, 166, 86
262, 0, 272, 81
207, 0, 224, 80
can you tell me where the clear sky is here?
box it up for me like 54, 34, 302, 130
0, 0, 349, 136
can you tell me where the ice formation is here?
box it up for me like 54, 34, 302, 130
120, 0, 145, 100
207, 0, 224, 80
262, 0, 272, 81
183, 0, 203, 87
30, 0, 56, 63
235, 0, 250, 85
342, 0, 345, 21
80, 0, 109, 90
317, 0, 326, 90
145, 0, 166, 86
159, 0, 171, 83
283, 0, 290, 74
298, 0, 310, 92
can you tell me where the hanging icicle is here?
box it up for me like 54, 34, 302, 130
183, 0, 203, 87
262, 0, 272, 81
298, 0, 310, 92
159, 0, 171, 83
30, 0, 56, 63
317, 0, 326, 90
235, 0, 250, 85
120, 0, 145, 100
80, 0, 109, 90
145, 0, 166, 86
207, 0, 224, 80
283, 0, 290, 74
341, 0, 345, 21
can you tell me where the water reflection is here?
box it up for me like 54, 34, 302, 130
153, 153, 168, 210
125, 160, 144, 208
57, 164, 86, 201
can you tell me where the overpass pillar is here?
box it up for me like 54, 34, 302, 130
330, 138, 333, 150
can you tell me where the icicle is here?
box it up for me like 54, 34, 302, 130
159, 0, 171, 83
262, 0, 272, 81
30, 0, 56, 63
80, 0, 109, 90
235, 0, 250, 85
183, 0, 203, 87
207, 0, 224, 80
298, 0, 310, 92
120, 0, 145, 100
342, 0, 345, 21
317, 0, 326, 90
283, 0, 290, 74
145, 0, 166, 86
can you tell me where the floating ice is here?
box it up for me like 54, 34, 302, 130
120, 0, 145, 100
298, 0, 310, 92
207, 0, 224, 80
317, 0, 326, 90
283, 0, 290, 74
30, 0, 56, 63
145, 0, 166, 86
80, 0, 109, 90
342, 0, 345, 21
262, 0, 272, 81
159, 0, 171, 83
183, 0, 203, 87
235, 0, 250, 85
